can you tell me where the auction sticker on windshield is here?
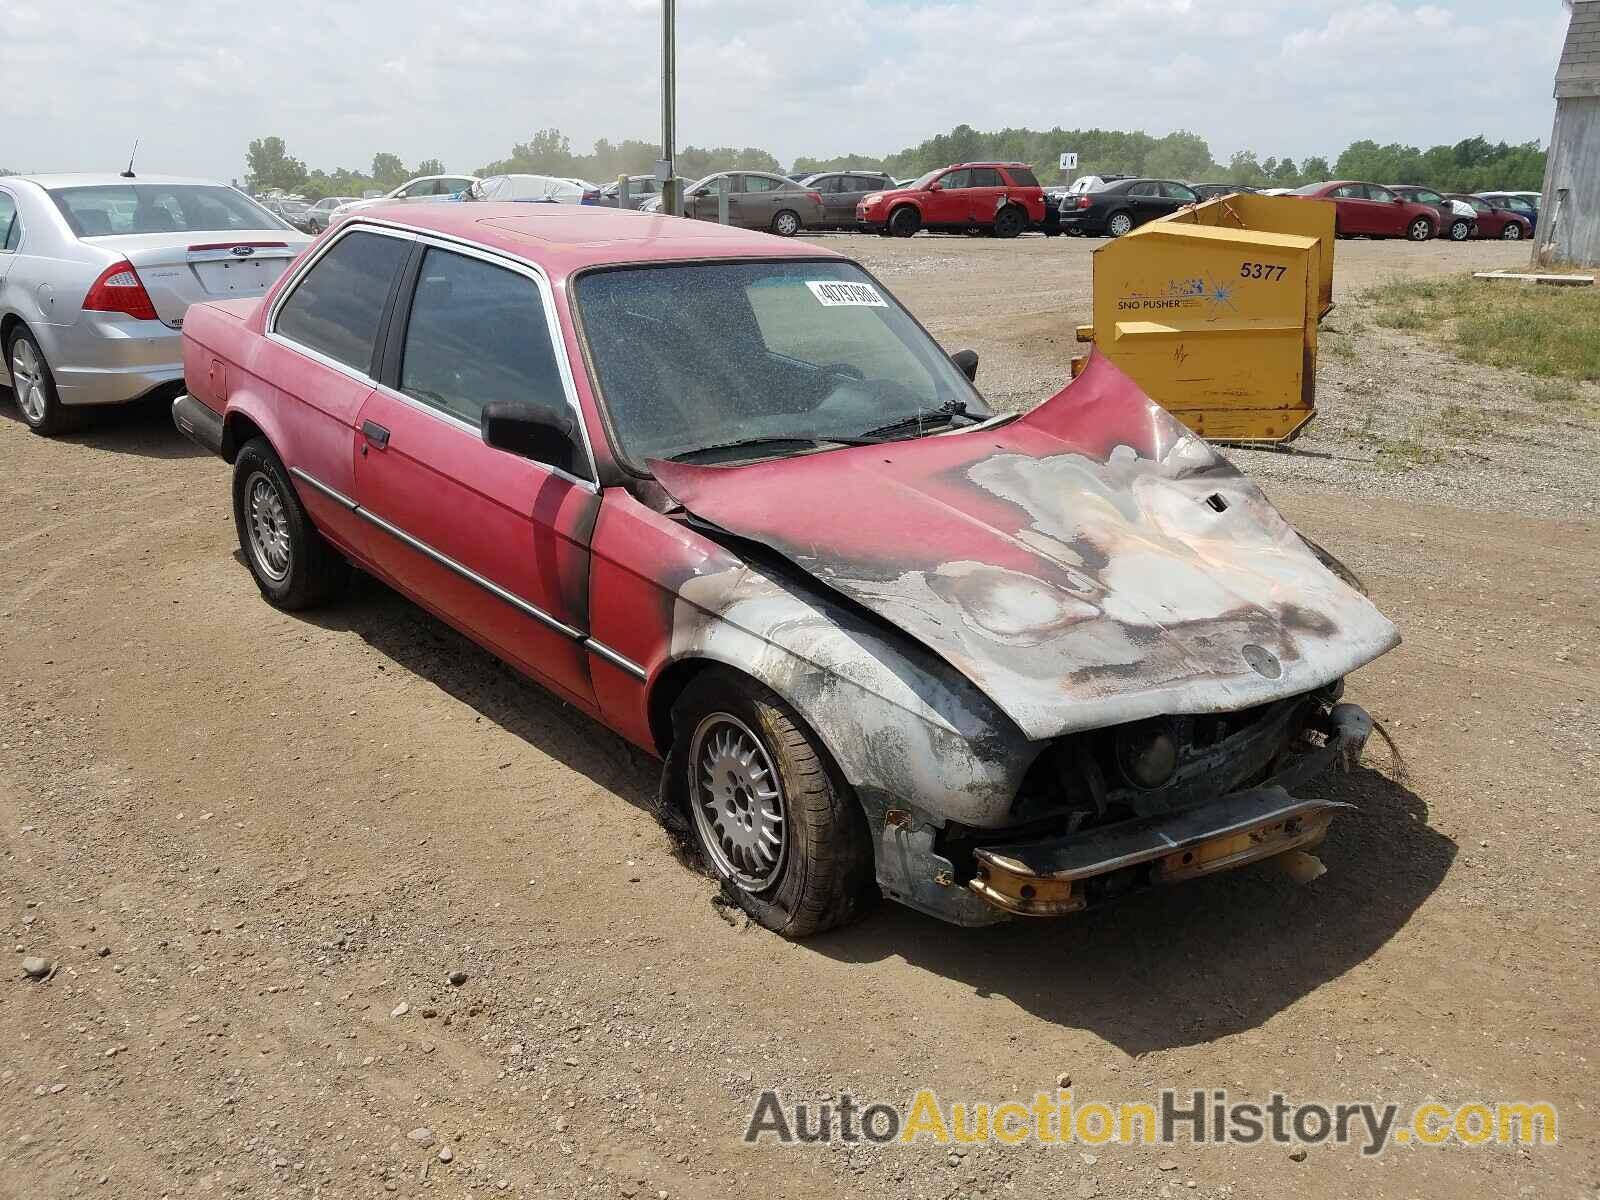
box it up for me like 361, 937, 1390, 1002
806, 280, 887, 307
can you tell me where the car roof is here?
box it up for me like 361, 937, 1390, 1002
350, 203, 847, 278
10, 173, 236, 188
950, 161, 1032, 169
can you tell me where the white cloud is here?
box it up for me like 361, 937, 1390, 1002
0, 0, 1570, 181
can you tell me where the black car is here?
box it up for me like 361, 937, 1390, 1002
1191, 183, 1259, 202
799, 171, 896, 229
1388, 185, 1474, 242
1058, 177, 1200, 237
597, 175, 661, 210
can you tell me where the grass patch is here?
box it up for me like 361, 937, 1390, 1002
1357, 275, 1600, 382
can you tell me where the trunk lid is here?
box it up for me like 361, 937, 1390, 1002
108, 233, 306, 327
650, 352, 1400, 742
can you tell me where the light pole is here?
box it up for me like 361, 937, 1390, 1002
660, 0, 681, 215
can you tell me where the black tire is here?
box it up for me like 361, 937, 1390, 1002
1106, 211, 1134, 238
231, 437, 349, 610
1501, 223, 1524, 241
887, 206, 921, 238
6, 326, 77, 437
992, 206, 1025, 239
671, 668, 875, 937
770, 209, 802, 238
1447, 219, 1471, 242
1407, 217, 1434, 242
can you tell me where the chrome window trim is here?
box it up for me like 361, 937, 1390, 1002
266, 219, 599, 489
287, 466, 650, 681
0, 185, 21, 254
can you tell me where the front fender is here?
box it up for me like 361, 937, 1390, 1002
669, 561, 1039, 830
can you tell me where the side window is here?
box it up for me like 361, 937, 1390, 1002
939, 170, 972, 190
968, 168, 1004, 187
1416, 190, 1442, 204
0, 193, 18, 253
274, 230, 410, 373
1003, 167, 1041, 188
811, 177, 838, 195
1128, 182, 1158, 197
1330, 184, 1362, 199
1162, 182, 1198, 202
1367, 185, 1395, 203
743, 175, 783, 193
399, 248, 574, 457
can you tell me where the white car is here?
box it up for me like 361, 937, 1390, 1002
462, 175, 592, 204
332, 175, 478, 219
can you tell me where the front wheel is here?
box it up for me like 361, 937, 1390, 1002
992, 206, 1025, 239
1407, 217, 1433, 242
1501, 223, 1524, 241
1448, 219, 1471, 242
232, 438, 349, 610
672, 669, 875, 937
887, 206, 921, 238
771, 209, 801, 238
1106, 211, 1134, 238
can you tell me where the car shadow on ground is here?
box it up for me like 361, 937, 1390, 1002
0, 390, 207, 459
272, 565, 1453, 1055
284, 566, 666, 806
810, 762, 1455, 1055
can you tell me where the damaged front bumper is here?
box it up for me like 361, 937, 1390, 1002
879, 703, 1373, 925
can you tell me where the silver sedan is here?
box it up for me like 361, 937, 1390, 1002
0, 174, 310, 434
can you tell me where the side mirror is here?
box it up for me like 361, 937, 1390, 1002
481, 402, 580, 475
951, 349, 979, 382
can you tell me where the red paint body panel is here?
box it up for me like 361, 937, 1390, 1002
351, 388, 599, 710
1293, 181, 1437, 237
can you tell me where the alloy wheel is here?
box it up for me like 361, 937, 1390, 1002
9, 339, 46, 425
689, 713, 787, 890
244, 471, 293, 583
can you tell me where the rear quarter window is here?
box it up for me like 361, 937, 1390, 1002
1005, 167, 1041, 188
273, 230, 410, 373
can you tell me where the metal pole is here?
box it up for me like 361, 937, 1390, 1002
661, 0, 680, 216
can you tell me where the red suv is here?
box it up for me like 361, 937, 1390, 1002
856, 163, 1046, 238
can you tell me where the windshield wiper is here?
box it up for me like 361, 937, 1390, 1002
669, 433, 880, 464
859, 399, 978, 441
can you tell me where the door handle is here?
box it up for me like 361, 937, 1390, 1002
361, 420, 390, 450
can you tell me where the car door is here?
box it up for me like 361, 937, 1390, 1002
1364, 184, 1403, 235
1326, 184, 1367, 234
0, 188, 19, 294
1124, 181, 1160, 226
264, 225, 414, 559
1160, 181, 1199, 217
966, 167, 1006, 225
925, 170, 970, 225
351, 240, 599, 710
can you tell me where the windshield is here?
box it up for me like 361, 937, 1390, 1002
576, 260, 990, 467
909, 170, 942, 190
49, 184, 288, 237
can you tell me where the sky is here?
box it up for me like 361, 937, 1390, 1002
0, 0, 1574, 182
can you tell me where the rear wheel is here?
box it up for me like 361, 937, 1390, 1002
7, 327, 76, 436
1407, 217, 1433, 242
1501, 222, 1524, 241
232, 437, 349, 610
1447, 218, 1471, 242
992, 206, 1026, 239
771, 209, 801, 237
672, 669, 875, 937
887, 206, 921, 238
1106, 211, 1134, 238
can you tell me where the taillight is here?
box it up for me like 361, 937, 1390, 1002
807, 191, 823, 205
1076, 196, 1092, 209
83, 260, 158, 321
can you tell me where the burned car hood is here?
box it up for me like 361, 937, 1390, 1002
650, 351, 1400, 742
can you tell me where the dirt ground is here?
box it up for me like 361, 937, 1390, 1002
2, 234, 1596, 1200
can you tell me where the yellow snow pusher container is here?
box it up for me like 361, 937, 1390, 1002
1072, 193, 1337, 443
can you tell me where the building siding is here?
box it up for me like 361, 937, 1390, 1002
1538, 3, 1600, 265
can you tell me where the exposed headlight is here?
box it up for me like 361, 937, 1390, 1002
861, 193, 884, 206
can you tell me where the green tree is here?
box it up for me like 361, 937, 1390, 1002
1301, 156, 1331, 183
1143, 130, 1216, 181
416, 158, 445, 177
245, 136, 307, 194
370, 153, 408, 190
